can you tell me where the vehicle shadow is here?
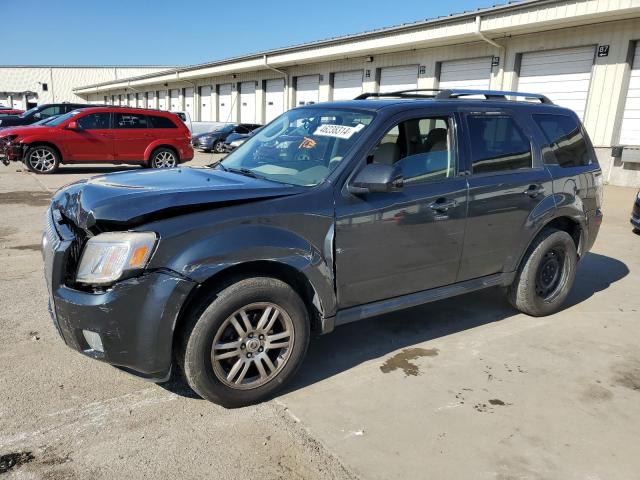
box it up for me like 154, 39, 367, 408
55, 165, 143, 175
159, 252, 628, 401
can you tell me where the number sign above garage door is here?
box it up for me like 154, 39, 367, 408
518, 46, 595, 119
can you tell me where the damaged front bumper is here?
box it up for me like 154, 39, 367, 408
0, 143, 24, 165
44, 210, 197, 381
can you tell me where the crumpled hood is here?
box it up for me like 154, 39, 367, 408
51, 167, 305, 229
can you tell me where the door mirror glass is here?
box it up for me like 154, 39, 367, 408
66, 121, 80, 130
348, 163, 403, 195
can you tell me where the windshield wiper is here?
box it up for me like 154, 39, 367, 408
226, 167, 265, 180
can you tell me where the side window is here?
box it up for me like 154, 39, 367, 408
467, 115, 532, 174
235, 126, 250, 134
370, 117, 453, 184
148, 115, 178, 128
39, 106, 61, 118
115, 113, 149, 129
532, 114, 591, 167
77, 113, 110, 130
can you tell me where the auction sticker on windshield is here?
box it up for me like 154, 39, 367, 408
313, 123, 365, 139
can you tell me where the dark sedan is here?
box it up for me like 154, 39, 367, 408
197, 123, 261, 153
632, 190, 640, 233
222, 126, 263, 152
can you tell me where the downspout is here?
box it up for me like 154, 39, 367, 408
475, 15, 506, 89
263, 54, 289, 110
175, 69, 198, 125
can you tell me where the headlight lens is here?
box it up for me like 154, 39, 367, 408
230, 139, 245, 147
76, 231, 157, 285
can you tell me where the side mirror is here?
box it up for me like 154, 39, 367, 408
66, 121, 80, 130
33, 112, 42, 120
348, 163, 403, 195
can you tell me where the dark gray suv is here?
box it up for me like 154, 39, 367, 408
43, 89, 603, 407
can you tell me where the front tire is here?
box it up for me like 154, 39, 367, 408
213, 140, 225, 154
149, 147, 178, 168
24, 145, 60, 174
507, 228, 577, 317
178, 277, 310, 408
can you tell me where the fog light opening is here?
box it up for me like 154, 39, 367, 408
82, 330, 104, 353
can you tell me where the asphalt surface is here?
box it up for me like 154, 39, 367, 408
1, 153, 639, 479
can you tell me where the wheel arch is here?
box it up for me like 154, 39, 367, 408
173, 260, 325, 353
21, 141, 63, 162
145, 143, 180, 163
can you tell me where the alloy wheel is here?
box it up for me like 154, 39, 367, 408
214, 141, 225, 153
28, 149, 56, 173
153, 151, 177, 168
211, 302, 294, 390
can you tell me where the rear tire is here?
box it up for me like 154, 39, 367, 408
177, 277, 310, 408
24, 145, 60, 174
507, 228, 577, 317
149, 147, 178, 168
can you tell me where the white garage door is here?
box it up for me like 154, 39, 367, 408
240, 82, 256, 123
12, 98, 24, 110
170, 89, 180, 111
296, 75, 320, 106
146, 91, 156, 109
218, 84, 233, 122
200, 86, 212, 121
158, 90, 167, 111
136, 93, 145, 108
619, 44, 640, 145
184, 87, 195, 119
128, 94, 135, 106
439, 57, 492, 90
333, 70, 363, 100
379, 65, 418, 93
265, 79, 284, 123
518, 46, 595, 119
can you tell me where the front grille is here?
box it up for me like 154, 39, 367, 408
61, 217, 89, 285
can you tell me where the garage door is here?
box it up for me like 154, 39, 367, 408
518, 46, 595, 119
136, 93, 144, 108
379, 65, 418, 93
296, 75, 319, 106
240, 82, 256, 123
170, 89, 180, 111
619, 44, 640, 145
184, 87, 195, 119
158, 90, 167, 111
439, 57, 492, 90
12, 98, 24, 110
218, 84, 233, 122
265, 79, 284, 123
333, 70, 363, 101
200, 86, 212, 121
146, 91, 156, 109
128, 94, 135, 106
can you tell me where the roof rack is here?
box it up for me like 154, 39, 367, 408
355, 88, 553, 104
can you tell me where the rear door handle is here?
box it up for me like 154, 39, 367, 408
429, 198, 457, 211
523, 184, 545, 197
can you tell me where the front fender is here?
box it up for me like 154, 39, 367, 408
19, 136, 65, 158
147, 221, 337, 318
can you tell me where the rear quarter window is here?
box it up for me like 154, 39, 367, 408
532, 114, 592, 167
148, 115, 178, 128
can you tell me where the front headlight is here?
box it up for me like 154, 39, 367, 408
76, 231, 157, 285
230, 139, 245, 147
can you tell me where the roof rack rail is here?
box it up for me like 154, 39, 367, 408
355, 88, 553, 104
435, 89, 553, 104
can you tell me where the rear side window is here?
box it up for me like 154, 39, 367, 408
467, 115, 532, 174
533, 114, 591, 167
115, 113, 149, 129
148, 115, 178, 128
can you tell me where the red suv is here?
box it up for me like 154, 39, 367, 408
0, 107, 193, 173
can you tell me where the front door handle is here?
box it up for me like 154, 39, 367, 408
523, 184, 545, 197
429, 198, 457, 212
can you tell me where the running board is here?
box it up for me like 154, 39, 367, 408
333, 272, 515, 328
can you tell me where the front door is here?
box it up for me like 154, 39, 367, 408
64, 112, 114, 161
457, 110, 553, 281
335, 112, 468, 309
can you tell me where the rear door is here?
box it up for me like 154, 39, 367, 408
457, 109, 553, 281
65, 112, 114, 161
335, 110, 468, 308
112, 112, 152, 161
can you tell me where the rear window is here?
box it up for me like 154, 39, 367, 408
467, 115, 532, 174
533, 114, 591, 168
115, 113, 149, 129
148, 115, 178, 129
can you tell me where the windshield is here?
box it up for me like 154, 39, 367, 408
219, 108, 374, 186
46, 110, 81, 126
216, 124, 235, 134
19, 106, 40, 118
